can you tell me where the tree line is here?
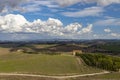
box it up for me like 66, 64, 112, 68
76, 53, 120, 71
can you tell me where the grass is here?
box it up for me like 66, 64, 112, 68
0, 53, 102, 75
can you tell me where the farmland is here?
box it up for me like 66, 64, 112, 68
0, 40, 120, 80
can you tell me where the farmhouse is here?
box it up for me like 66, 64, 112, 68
73, 50, 82, 56
17, 49, 25, 52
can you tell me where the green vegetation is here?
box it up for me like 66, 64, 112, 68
76, 53, 120, 71
98, 44, 120, 53
0, 53, 101, 75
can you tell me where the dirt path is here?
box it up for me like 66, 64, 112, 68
0, 71, 110, 79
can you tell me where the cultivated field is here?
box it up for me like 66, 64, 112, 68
0, 47, 10, 55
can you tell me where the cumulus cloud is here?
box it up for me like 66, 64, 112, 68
0, 14, 93, 39
64, 23, 82, 33
104, 28, 111, 33
0, 14, 28, 32
62, 7, 104, 17
80, 24, 93, 33
0, 14, 119, 40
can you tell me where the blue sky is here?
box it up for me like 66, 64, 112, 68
0, 0, 120, 40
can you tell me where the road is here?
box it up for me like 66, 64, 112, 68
0, 71, 110, 79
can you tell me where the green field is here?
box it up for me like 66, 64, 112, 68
0, 52, 102, 75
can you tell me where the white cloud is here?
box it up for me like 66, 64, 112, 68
0, 0, 58, 13
96, 0, 120, 6
0, 14, 28, 32
104, 28, 111, 33
33, 0, 59, 8
0, 14, 119, 39
0, 0, 120, 13
54, 0, 120, 7
62, 7, 104, 17
54, 0, 81, 7
110, 33, 120, 37
0, 0, 29, 13
21, 4, 41, 13
94, 18, 120, 26
104, 28, 120, 38
80, 24, 93, 33
0, 14, 93, 39
64, 23, 82, 33
47, 18, 63, 27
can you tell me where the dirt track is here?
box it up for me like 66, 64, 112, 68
0, 71, 110, 79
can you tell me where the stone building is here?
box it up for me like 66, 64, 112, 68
73, 50, 82, 56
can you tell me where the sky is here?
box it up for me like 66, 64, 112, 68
0, 0, 120, 41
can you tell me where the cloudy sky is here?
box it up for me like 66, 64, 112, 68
0, 0, 120, 40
